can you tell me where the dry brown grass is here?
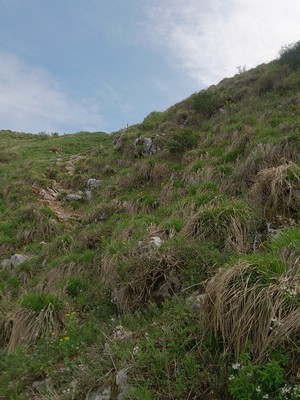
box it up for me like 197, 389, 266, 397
249, 162, 300, 216
34, 262, 87, 295
237, 141, 300, 186
200, 259, 300, 361
100, 247, 181, 313
1, 303, 65, 354
135, 160, 172, 184
181, 198, 254, 252
15, 203, 57, 246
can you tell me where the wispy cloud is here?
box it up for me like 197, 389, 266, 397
0, 52, 105, 133
145, 0, 300, 86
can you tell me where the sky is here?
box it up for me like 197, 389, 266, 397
0, 0, 299, 134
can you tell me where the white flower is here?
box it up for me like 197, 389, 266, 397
281, 385, 291, 394
133, 345, 140, 355
256, 386, 261, 393
228, 375, 235, 381
232, 363, 241, 370
262, 394, 269, 399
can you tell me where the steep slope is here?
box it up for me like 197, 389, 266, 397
0, 43, 300, 399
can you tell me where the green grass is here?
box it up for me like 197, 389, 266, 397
0, 50, 300, 398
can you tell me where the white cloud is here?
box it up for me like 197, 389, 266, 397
145, 0, 300, 86
0, 52, 105, 133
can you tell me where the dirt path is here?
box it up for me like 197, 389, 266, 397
32, 155, 86, 222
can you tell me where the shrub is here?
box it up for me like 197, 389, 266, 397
167, 129, 198, 155
278, 41, 300, 70
192, 90, 217, 117
140, 111, 165, 131
228, 353, 300, 400
256, 65, 290, 94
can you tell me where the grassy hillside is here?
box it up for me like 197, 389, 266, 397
0, 43, 300, 399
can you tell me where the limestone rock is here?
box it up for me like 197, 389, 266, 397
85, 190, 93, 200
134, 136, 157, 157
32, 378, 52, 393
66, 193, 83, 201
1, 254, 29, 269
87, 178, 101, 190
150, 236, 164, 248
86, 387, 111, 400
116, 369, 129, 400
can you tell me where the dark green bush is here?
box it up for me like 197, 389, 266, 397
256, 65, 290, 94
140, 111, 165, 131
167, 129, 198, 155
278, 41, 300, 70
192, 90, 217, 117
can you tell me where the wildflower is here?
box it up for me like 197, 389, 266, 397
262, 395, 269, 399
133, 345, 140, 355
256, 386, 261, 393
64, 336, 70, 341
228, 375, 235, 381
281, 385, 291, 394
232, 363, 241, 370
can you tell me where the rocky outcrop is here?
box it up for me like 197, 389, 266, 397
85, 178, 101, 199
1, 254, 29, 269
134, 136, 157, 157
87, 178, 101, 190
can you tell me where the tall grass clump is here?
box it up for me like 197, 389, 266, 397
181, 198, 255, 252
249, 162, 300, 217
200, 254, 300, 361
1, 292, 66, 353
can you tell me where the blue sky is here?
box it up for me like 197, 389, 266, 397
0, 0, 299, 134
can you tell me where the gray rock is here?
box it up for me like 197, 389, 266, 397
116, 369, 129, 400
150, 236, 164, 248
66, 194, 83, 201
112, 325, 133, 340
1, 254, 29, 269
86, 387, 111, 400
11, 254, 29, 267
134, 136, 157, 157
1, 259, 11, 269
86, 190, 93, 200
87, 178, 101, 190
32, 378, 52, 393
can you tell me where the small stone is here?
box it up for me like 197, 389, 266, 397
87, 178, 101, 190
150, 236, 163, 248
66, 194, 83, 201
32, 378, 52, 393
86, 190, 93, 200
86, 387, 111, 400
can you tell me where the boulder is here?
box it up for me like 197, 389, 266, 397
134, 137, 157, 157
